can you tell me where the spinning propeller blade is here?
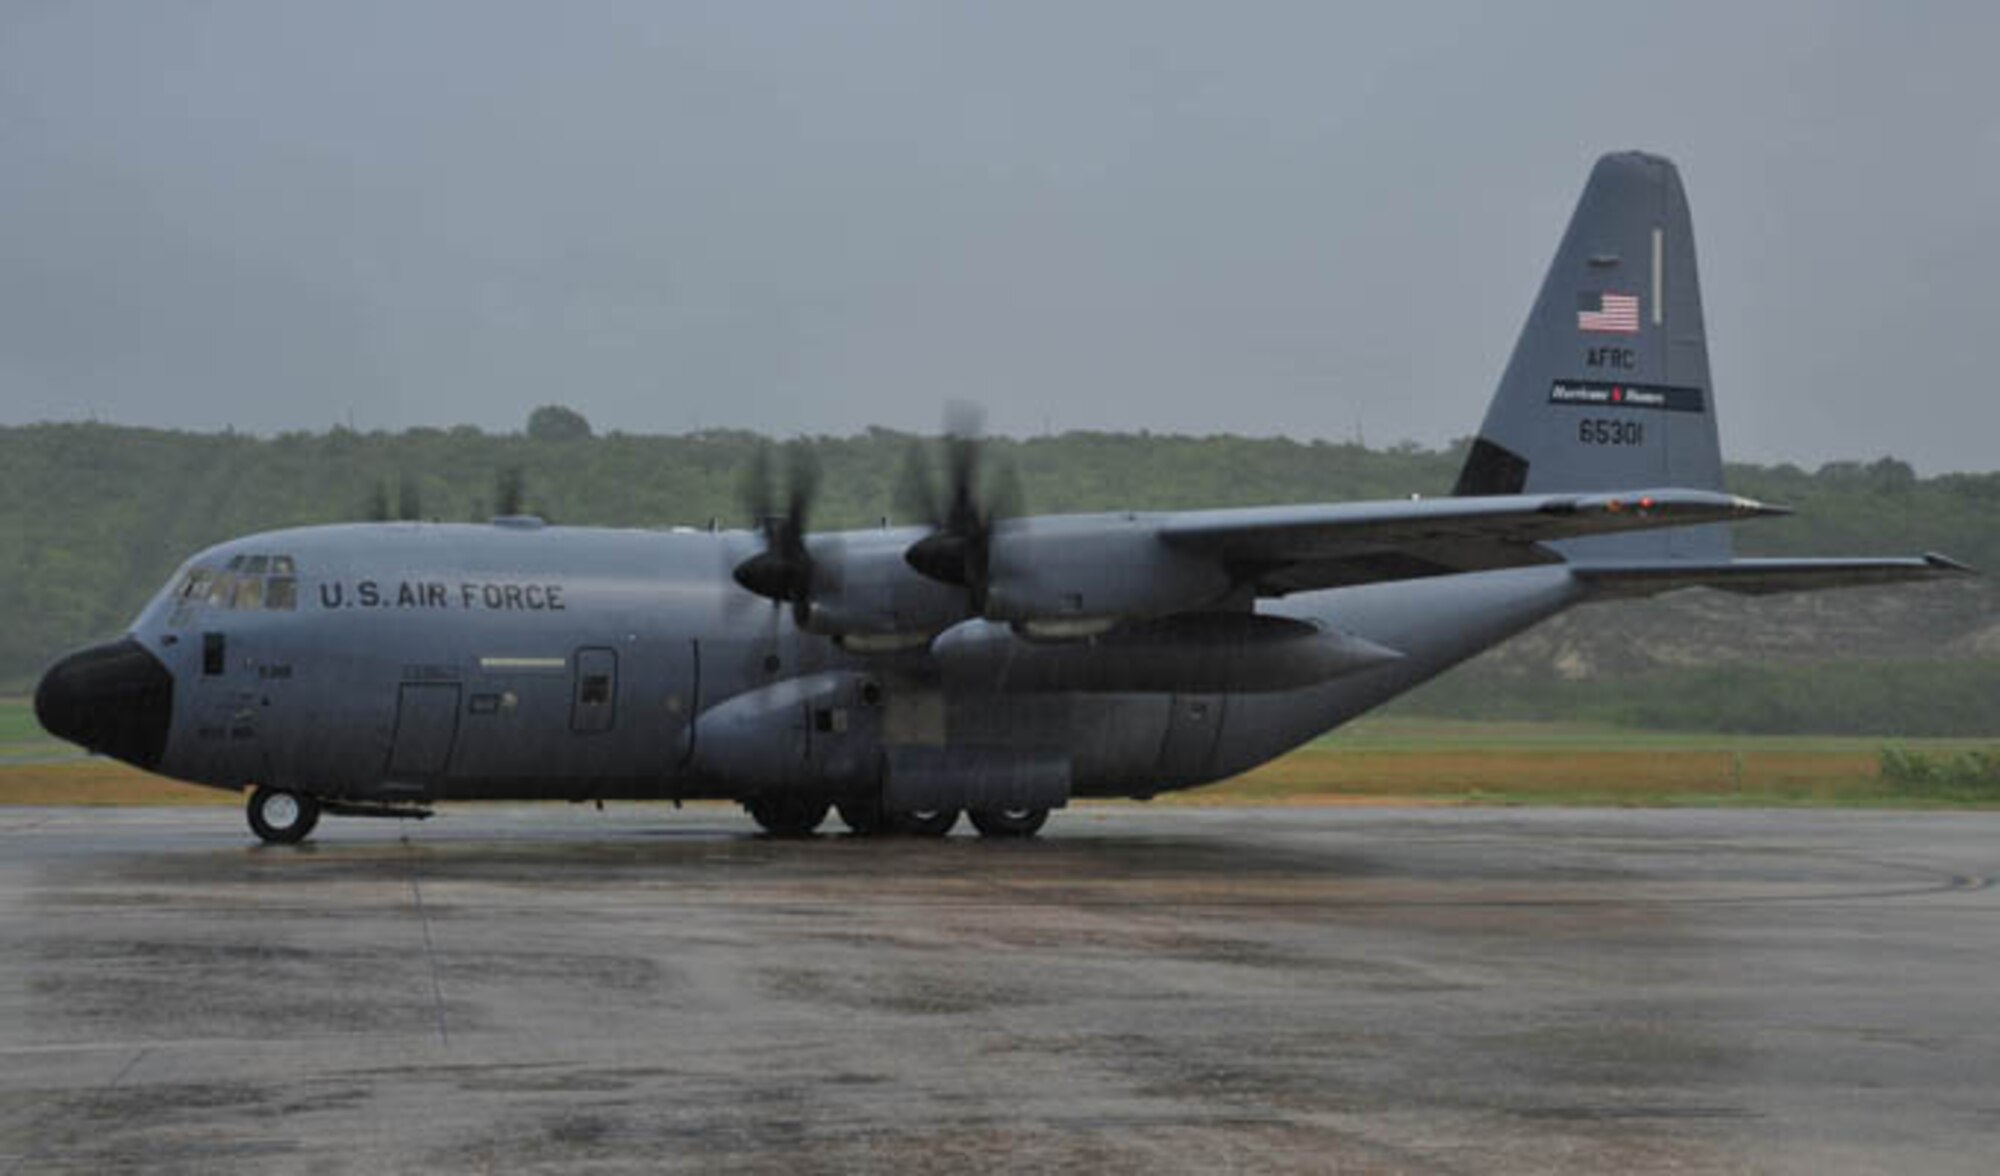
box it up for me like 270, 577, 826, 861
731, 441, 828, 628
901, 407, 1019, 614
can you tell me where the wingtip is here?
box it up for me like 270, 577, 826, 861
1922, 552, 1978, 575
1732, 495, 1794, 519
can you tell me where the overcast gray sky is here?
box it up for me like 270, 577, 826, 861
3, 1, 1995, 471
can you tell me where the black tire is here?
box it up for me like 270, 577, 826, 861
968, 807, 1049, 839
836, 795, 886, 836
247, 786, 321, 845
886, 807, 959, 837
746, 795, 831, 837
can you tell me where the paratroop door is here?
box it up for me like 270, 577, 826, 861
388, 683, 460, 778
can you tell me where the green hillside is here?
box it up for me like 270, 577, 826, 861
4, 417, 1993, 728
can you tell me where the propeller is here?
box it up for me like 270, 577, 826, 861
495, 466, 526, 516
731, 441, 829, 628
395, 472, 423, 522
362, 473, 425, 522
900, 406, 1021, 615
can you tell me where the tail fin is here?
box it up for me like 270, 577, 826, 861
1454, 151, 1727, 561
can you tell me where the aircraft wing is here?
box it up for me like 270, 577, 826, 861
1567, 554, 1975, 598
1156, 488, 1785, 594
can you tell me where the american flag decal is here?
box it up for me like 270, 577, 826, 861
1577, 291, 1640, 334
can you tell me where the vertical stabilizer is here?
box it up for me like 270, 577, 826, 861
1454, 152, 1727, 561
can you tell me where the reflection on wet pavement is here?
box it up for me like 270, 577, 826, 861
3, 806, 1997, 1174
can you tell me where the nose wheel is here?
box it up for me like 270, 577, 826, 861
247, 786, 321, 844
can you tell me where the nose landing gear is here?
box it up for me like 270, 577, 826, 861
247, 785, 322, 844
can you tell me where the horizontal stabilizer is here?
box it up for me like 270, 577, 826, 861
1571, 554, 1974, 599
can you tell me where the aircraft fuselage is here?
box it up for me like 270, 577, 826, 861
40, 520, 1580, 809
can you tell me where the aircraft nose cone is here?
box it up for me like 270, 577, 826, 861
34, 637, 175, 771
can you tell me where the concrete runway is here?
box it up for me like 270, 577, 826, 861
3, 805, 1997, 1174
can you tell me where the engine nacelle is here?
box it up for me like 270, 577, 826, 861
803, 516, 1244, 642
983, 516, 1233, 627
932, 612, 1402, 693
794, 530, 971, 641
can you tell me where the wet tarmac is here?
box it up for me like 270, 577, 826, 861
2, 804, 1997, 1174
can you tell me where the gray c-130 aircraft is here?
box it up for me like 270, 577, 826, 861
34, 152, 1971, 843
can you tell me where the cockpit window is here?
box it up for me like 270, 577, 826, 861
176, 555, 300, 613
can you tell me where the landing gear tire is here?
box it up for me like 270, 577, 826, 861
248, 786, 321, 845
836, 795, 886, 836
886, 808, 959, 837
746, 796, 831, 838
969, 808, 1049, 839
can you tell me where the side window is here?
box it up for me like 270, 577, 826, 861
265, 577, 297, 611
570, 648, 618, 733
233, 576, 264, 611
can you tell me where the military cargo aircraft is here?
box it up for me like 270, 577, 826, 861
34, 152, 1969, 842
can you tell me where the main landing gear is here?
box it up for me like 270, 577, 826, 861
887, 807, 960, 837
743, 794, 832, 838
247, 785, 321, 844
746, 794, 1047, 839
966, 807, 1049, 838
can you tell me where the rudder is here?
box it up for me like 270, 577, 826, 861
1454, 152, 1727, 561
